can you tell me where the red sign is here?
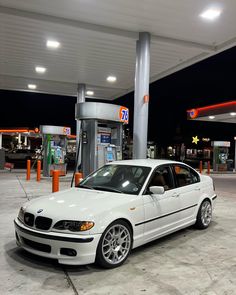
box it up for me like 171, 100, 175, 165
188, 109, 198, 119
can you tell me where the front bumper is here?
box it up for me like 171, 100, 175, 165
14, 218, 101, 265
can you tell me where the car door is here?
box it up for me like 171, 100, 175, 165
172, 164, 201, 224
141, 165, 182, 243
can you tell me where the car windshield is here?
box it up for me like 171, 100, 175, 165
78, 164, 151, 195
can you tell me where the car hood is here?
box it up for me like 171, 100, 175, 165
23, 188, 135, 221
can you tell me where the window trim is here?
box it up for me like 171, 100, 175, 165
142, 164, 176, 195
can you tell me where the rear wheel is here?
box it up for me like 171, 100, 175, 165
96, 220, 132, 268
195, 199, 212, 229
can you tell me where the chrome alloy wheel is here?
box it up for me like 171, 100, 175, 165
201, 200, 212, 227
102, 224, 131, 265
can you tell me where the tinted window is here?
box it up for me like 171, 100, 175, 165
173, 165, 200, 187
79, 165, 151, 195
148, 166, 174, 191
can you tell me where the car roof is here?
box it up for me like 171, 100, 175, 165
109, 159, 183, 169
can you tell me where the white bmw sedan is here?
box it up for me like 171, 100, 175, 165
14, 160, 216, 268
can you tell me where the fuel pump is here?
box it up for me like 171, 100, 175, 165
212, 141, 230, 172
75, 102, 129, 177
41, 125, 71, 177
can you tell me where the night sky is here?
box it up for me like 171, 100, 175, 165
1, 46, 236, 148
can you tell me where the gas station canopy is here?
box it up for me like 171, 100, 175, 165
1, 0, 236, 99
187, 101, 236, 123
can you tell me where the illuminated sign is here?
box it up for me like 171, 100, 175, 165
192, 136, 200, 145
119, 107, 129, 124
202, 138, 210, 142
188, 109, 199, 119
211, 141, 230, 147
63, 127, 71, 135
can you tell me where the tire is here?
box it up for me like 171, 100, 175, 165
96, 220, 132, 269
195, 199, 212, 229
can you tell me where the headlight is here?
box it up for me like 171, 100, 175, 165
18, 207, 25, 222
53, 220, 94, 232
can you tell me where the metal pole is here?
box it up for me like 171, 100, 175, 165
0, 133, 2, 149
76, 83, 86, 170
133, 32, 151, 159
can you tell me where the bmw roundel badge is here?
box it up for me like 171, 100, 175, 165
37, 209, 43, 214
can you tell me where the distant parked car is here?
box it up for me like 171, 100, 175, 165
5, 149, 36, 162
14, 159, 216, 268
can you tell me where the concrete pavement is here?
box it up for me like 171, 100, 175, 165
0, 171, 236, 295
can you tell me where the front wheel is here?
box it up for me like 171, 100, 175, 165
195, 199, 212, 229
96, 220, 132, 268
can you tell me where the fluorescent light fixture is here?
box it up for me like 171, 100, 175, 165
230, 112, 236, 116
28, 84, 37, 90
200, 8, 221, 21
107, 75, 117, 82
47, 40, 60, 49
209, 116, 215, 119
86, 90, 94, 96
35, 66, 46, 74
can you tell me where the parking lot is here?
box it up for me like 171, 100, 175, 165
0, 171, 236, 295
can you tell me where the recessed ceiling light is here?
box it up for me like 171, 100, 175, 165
86, 90, 94, 96
28, 84, 37, 90
47, 40, 60, 49
35, 66, 46, 74
200, 8, 222, 21
230, 112, 236, 116
209, 116, 215, 119
107, 75, 117, 82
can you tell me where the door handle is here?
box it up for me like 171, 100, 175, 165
172, 193, 180, 198
194, 187, 201, 191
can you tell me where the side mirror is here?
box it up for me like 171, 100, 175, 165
149, 186, 165, 195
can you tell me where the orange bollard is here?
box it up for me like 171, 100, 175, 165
36, 160, 41, 182
207, 161, 210, 175
26, 159, 31, 180
52, 170, 60, 193
199, 161, 203, 174
75, 172, 83, 186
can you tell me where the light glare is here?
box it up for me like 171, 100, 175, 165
230, 112, 236, 116
122, 181, 130, 188
209, 116, 215, 119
